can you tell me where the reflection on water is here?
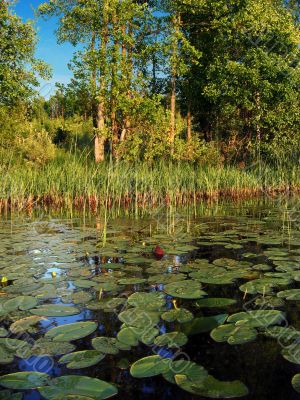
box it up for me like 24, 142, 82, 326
1, 198, 300, 399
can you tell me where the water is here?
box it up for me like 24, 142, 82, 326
1, 198, 300, 399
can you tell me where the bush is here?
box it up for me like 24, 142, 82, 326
16, 128, 56, 165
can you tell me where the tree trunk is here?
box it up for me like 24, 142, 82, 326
187, 102, 192, 143
95, 102, 106, 163
169, 13, 180, 156
170, 75, 176, 154
94, 0, 109, 163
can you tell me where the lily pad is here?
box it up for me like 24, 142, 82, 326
92, 337, 121, 355
175, 374, 249, 398
10, 316, 46, 334
130, 355, 170, 378
45, 322, 98, 342
227, 310, 285, 328
161, 308, 194, 323
164, 281, 207, 299
196, 298, 237, 308
211, 324, 257, 345
30, 305, 81, 317
59, 350, 105, 369
118, 308, 160, 328
0, 338, 31, 363
0, 372, 50, 389
3, 296, 38, 312
154, 332, 188, 348
31, 338, 76, 356
127, 292, 165, 310
181, 314, 228, 335
38, 375, 118, 399
277, 289, 300, 300
292, 374, 300, 394
162, 360, 208, 385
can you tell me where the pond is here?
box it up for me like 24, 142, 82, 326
1, 197, 300, 400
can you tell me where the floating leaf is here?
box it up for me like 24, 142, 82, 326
154, 332, 188, 348
30, 305, 81, 317
31, 338, 76, 357
175, 374, 249, 398
163, 360, 208, 385
277, 289, 300, 300
130, 355, 170, 378
0, 338, 31, 363
59, 350, 105, 369
3, 296, 38, 312
164, 281, 207, 299
118, 308, 160, 328
10, 316, 46, 334
0, 372, 49, 389
196, 298, 236, 308
127, 292, 165, 310
38, 375, 118, 399
292, 374, 300, 394
181, 314, 228, 335
211, 324, 257, 345
161, 308, 193, 323
262, 326, 300, 344
118, 278, 146, 285
0, 328, 8, 337
92, 337, 121, 355
117, 328, 139, 347
46, 322, 98, 342
227, 310, 285, 328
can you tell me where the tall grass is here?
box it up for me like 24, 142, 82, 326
0, 151, 300, 211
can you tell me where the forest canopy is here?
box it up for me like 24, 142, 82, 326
0, 0, 299, 166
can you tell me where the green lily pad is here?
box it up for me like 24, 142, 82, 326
130, 355, 170, 378
45, 322, 98, 342
127, 292, 165, 310
181, 314, 228, 335
292, 373, 300, 394
31, 338, 76, 356
175, 374, 249, 398
118, 278, 146, 285
73, 280, 97, 288
0, 390, 23, 400
164, 281, 207, 299
254, 296, 285, 308
196, 298, 237, 308
263, 326, 300, 343
117, 326, 159, 346
87, 298, 125, 312
117, 327, 139, 347
154, 332, 188, 348
227, 310, 285, 328
277, 289, 300, 300
282, 344, 300, 364
0, 338, 31, 363
162, 360, 208, 385
59, 350, 105, 369
92, 337, 121, 355
211, 324, 257, 345
10, 316, 46, 334
3, 296, 38, 312
0, 372, 50, 389
161, 308, 193, 323
30, 305, 81, 317
38, 375, 118, 399
0, 328, 8, 337
118, 308, 160, 328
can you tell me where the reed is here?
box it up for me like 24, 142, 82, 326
1, 152, 300, 211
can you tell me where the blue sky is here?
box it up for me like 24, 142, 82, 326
15, 0, 74, 98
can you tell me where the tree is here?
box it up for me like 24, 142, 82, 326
0, 0, 50, 107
